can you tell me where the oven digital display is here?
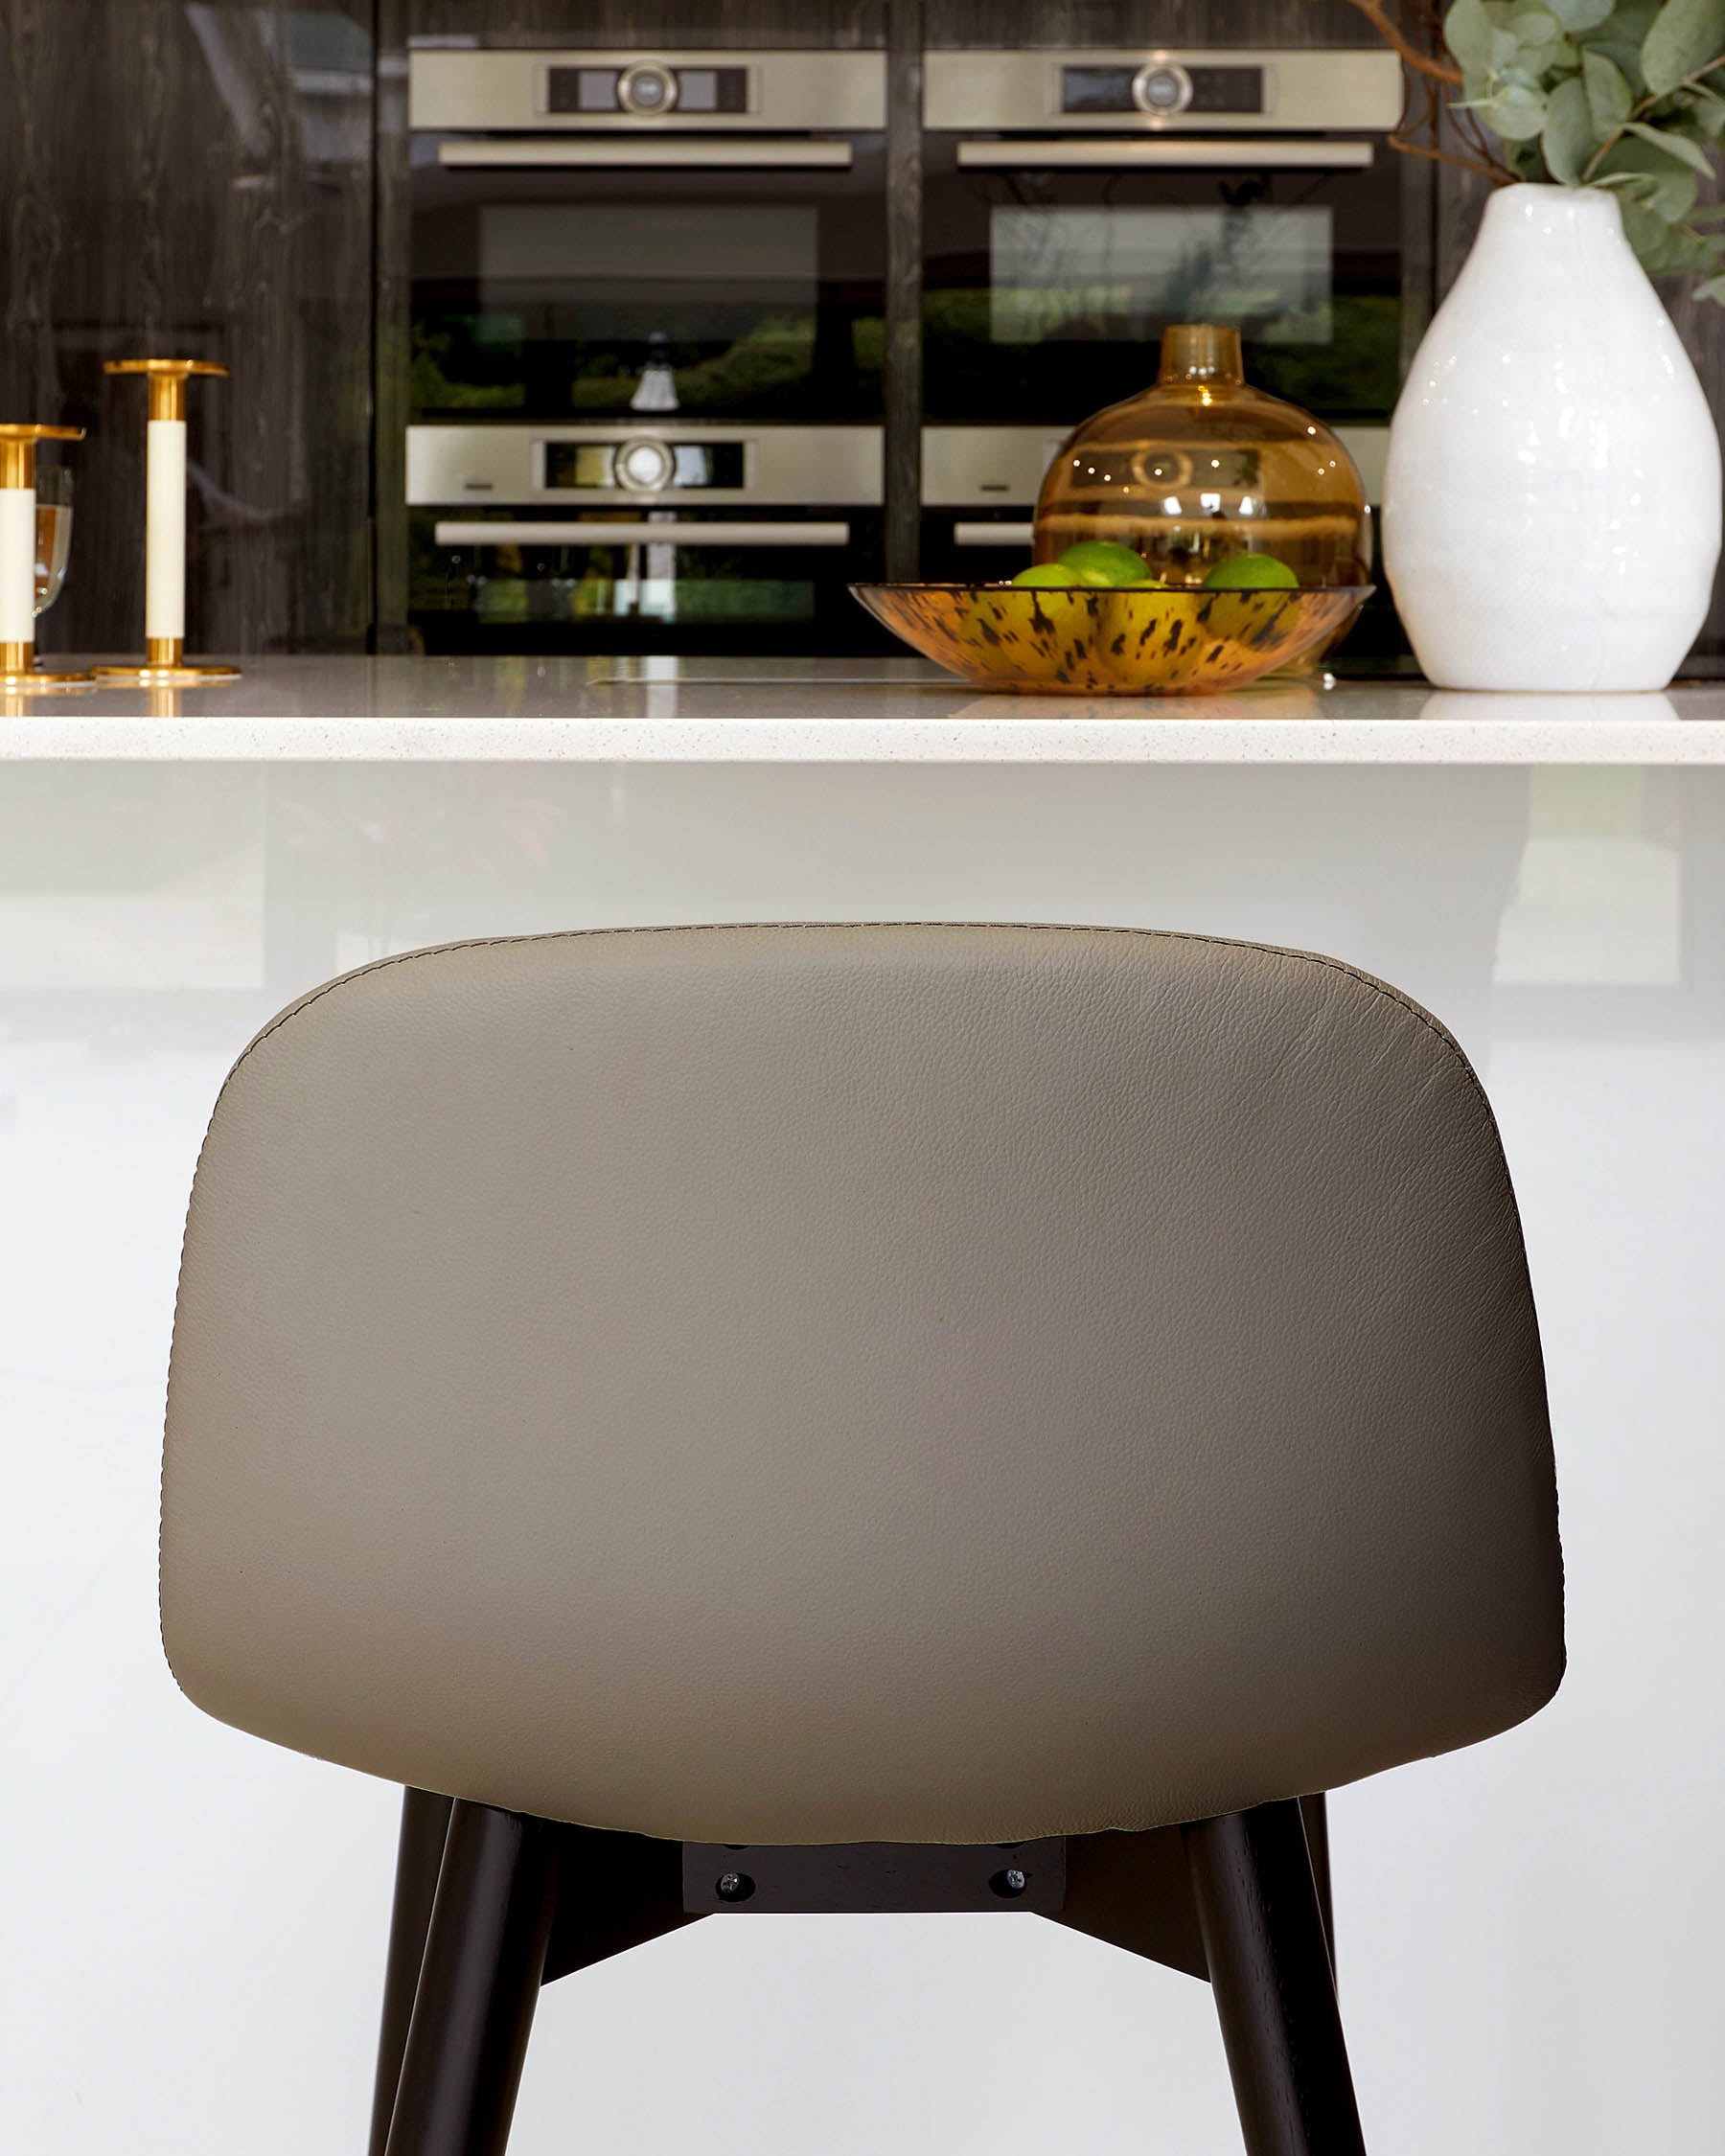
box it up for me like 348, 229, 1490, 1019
673, 69, 748, 114
543, 441, 748, 490
1060, 65, 1138, 112
549, 67, 619, 114
989, 205, 1332, 345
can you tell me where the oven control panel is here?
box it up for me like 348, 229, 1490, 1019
406, 426, 885, 508
546, 61, 749, 118
409, 50, 886, 133
1062, 61, 1265, 117
544, 439, 748, 493
923, 50, 1404, 132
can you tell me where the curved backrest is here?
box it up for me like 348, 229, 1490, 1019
161, 924, 1563, 1844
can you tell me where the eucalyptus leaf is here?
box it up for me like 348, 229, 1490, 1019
1583, 0, 1664, 80
1619, 192, 1724, 265
1479, 80, 1554, 132
1691, 267, 1725, 295
1624, 113, 1718, 158
1678, 79, 1725, 126
1445, 0, 1498, 70
1549, 0, 1616, 25
1583, 46, 1637, 123
1519, 28, 1571, 60
1491, 25, 1526, 61
1543, 74, 1604, 175
1640, 0, 1725, 93
1594, 169, 1666, 208
1594, 128, 1704, 210
1513, 5, 1573, 55
1664, 107, 1720, 145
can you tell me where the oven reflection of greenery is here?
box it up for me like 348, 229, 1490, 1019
411, 530, 815, 626
410, 313, 883, 419
921, 291, 1400, 421
412, 321, 524, 412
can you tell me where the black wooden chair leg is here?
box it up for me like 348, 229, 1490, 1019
1183, 1800, 1366, 2156
382, 1800, 561, 2156
369, 1790, 456, 2156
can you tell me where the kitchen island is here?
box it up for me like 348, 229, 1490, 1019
7, 650, 1725, 759
5, 655, 1722, 2156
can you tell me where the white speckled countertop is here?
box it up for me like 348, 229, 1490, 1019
6, 653, 1725, 761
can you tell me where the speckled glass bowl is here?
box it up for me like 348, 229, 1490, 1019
850, 582, 1373, 697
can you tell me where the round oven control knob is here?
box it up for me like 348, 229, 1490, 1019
617, 61, 678, 116
615, 436, 677, 493
1132, 62, 1193, 116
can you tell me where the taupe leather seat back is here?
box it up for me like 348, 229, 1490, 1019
162, 924, 1563, 1845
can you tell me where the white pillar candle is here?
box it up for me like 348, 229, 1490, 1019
0, 485, 36, 644
145, 417, 187, 643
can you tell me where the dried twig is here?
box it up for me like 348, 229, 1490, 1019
1342, 0, 1518, 184
1390, 126, 1514, 180
1340, 0, 1465, 84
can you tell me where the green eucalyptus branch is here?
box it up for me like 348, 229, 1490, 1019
1578, 46, 1725, 176
1348, 0, 1725, 296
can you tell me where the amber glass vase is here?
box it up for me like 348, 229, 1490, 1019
1034, 325, 1370, 589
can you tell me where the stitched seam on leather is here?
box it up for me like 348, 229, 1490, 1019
209, 918, 1498, 1130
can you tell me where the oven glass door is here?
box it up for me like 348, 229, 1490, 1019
411, 141, 886, 423
409, 508, 889, 656
922, 140, 1402, 426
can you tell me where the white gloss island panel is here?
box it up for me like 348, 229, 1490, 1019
9, 654, 1725, 761
3, 679, 1723, 2156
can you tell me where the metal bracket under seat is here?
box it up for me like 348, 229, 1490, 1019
534, 1804, 1319, 1985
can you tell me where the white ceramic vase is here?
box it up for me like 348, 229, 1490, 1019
1384, 183, 1722, 692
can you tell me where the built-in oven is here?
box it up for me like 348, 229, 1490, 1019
404, 47, 890, 654
919, 48, 1414, 661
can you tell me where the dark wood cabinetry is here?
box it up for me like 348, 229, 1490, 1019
1, 0, 375, 658
927, 0, 1373, 41
3, 0, 1721, 661
404, 1, 880, 42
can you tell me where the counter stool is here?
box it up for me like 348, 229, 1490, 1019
160, 923, 1564, 2156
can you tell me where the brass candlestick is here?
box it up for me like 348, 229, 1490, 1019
94, 359, 240, 686
0, 423, 91, 690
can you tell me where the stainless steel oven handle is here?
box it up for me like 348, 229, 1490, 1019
954, 521, 1034, 547
955, 137, 1375, 170
433, 519, 853, 547
437, 138, 855, 170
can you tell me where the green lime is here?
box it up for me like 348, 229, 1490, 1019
1055, 539, 1154, 586
1201, 554, 1300, 590
1117, 575, 1169, 588
1011, 562, 1080, 586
